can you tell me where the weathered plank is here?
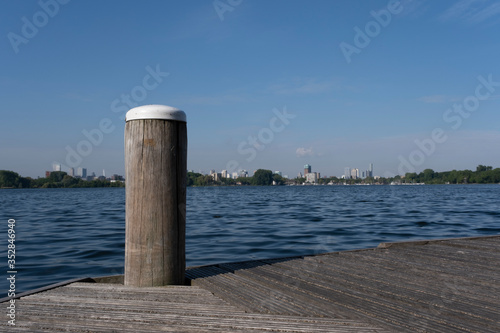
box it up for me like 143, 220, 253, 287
188, 235, 500, 333
2, 235, 498, 332
2, 283, 383, 332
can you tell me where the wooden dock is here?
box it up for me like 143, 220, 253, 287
2, 235, 499, 332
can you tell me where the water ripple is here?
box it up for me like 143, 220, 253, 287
0, 185, 499, 292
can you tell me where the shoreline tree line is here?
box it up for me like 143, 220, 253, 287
0, 171, 124, 188
1, 165, 499, 188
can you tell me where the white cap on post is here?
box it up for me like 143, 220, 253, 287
125, 104, 186, 122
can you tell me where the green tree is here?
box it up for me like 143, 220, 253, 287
445, 170, 458, 184
294, 177, 306, 184
62, 175, 78, 188
17, 177, 33, 188
187, 172, 203, 186
462, 169, 473, 183
41, 182, 57, 188
421, 169, 435, 183
272, 174, 285, 185
252, 169, 273, 186
359, 176, 371, 184
405, 172, 418, 183
476, 165, 492, 172
220, 177, 236, 186
0, 170, 20, 188
236, 177, 252, 185
195, 175, 214, 186
48, 171, 67, 183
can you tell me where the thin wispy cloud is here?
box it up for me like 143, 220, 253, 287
440, 0, 500, 25
398, 0, 430, 17
440, 0, 481, 21
296, 147, 315, 158
468, 2, 500, 24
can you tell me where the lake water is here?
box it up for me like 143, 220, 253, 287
1, 185, 499, 293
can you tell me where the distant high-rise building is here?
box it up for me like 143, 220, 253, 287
111, 174, 124, 181
304, 164, 311, 175
103, 169, 106, 177
306, 172, 319, 183
45, 171, 51, 178
351, 168, 359, 179
77, 167, 87, 178
53, 163, 61, 172
221, 170, 228, 178
69, 168, 74, 177
344, 167, 351, 180
369, 163, 373, 177
298, 172, 303, 178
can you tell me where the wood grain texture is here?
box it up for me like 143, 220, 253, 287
4, 284, 382, 332
124, 119, 187, 287
188, 235, 500, 333
4, 236, 498, 331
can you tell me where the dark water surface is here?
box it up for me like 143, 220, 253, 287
1, 185, 499, 293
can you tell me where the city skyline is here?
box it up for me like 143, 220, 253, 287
44, 164, 124, 181
36, 161, 374, 180
2, 1, 500, 179
6, 160, 500, 185
41, 161, 376, 180
8, 156, 500, 181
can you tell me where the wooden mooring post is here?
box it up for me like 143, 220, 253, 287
124, 105, 187, 287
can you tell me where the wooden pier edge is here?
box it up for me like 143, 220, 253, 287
0, 277, 95, 303
5, 233, 497, 303
376, 233, 500, 249
3, 234, 499, 332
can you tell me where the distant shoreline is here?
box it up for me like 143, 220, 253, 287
2, 165, 500, 188
2, 183, 499, 190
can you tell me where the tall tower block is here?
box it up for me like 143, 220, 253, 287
304, 164, 311, 175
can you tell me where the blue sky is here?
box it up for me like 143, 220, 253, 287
1, 0, 499, 179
